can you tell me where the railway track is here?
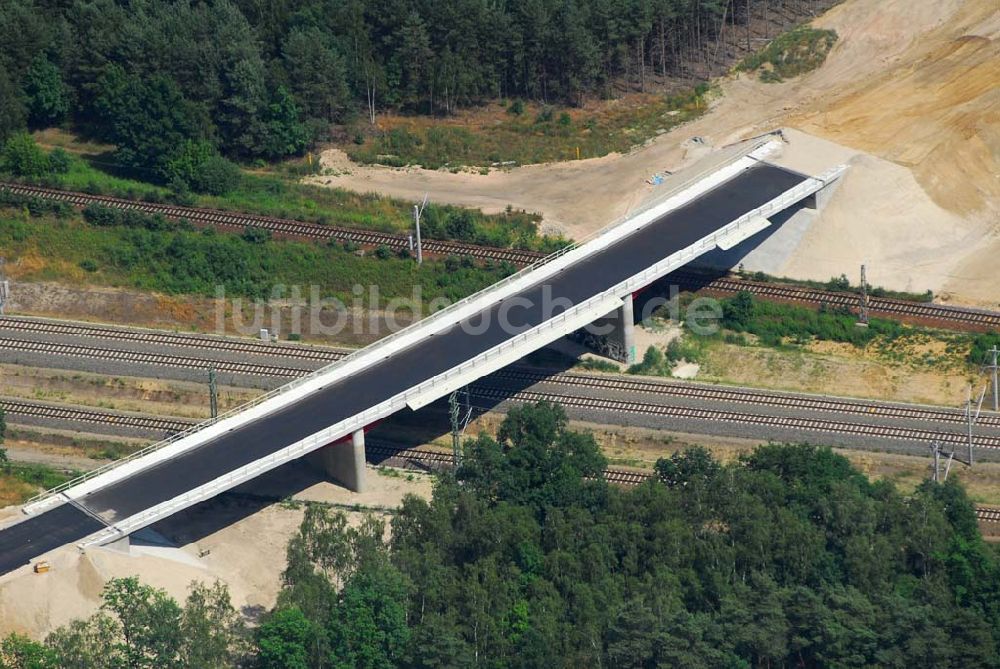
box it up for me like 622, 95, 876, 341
493, 367, 1000, 429
7, 315, 996, 430
5, 182, 998, 330
0, 337, 311, 377
0, 398, 193, 433
4, 397, 997, 521
471, 385, 1000, 451
672, 271, 1000, 331
0, 316, 348, 363
6, 328, 999, 442
0, 182, 546, 266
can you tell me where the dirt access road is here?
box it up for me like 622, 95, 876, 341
309, 0, 1000, 307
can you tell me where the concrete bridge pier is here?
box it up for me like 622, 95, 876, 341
573, 294, 637, 365
310, 429, 367, 492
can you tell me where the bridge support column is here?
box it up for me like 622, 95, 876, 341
312, 429, 367, 493
572, 294, 637, 364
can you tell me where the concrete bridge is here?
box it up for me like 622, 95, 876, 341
0, 138, 845, 575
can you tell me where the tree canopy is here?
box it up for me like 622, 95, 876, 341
5, 402, 1000, 667
0, 0, 829, 173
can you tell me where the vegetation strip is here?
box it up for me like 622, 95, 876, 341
0, 182, 546, 265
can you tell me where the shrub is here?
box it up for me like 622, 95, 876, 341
193, 154, 241, 195
241, 226, 272, 244
47, 148, 71, 174
164, 140, 241, 195
506, 100, 524, 116
78, 259, 98, 272
374, 244, 393, 259
82, 203, 121, 227
535, 106, 554, 124
1, 133, 50, 177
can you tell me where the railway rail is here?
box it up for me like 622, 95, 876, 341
4, 182, 999, 330
0, 398, 193, 433
6, 328, 999, 446
493, 368, 1000, 429
0, 337, 310, 377
0, 182, 545, 266
6, 316, 996, 430
670, 271, 1000, 331
0, 316, 347, 363
470, 385, 1000, 451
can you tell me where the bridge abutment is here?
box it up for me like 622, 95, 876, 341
310, 429, 367, 493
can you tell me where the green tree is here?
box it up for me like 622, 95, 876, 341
246, 87, 308, 159
0, 69, 27, 142
0, 632, 56, 669
93, 65, 202, 179
281, 27, 349, 123
179, 581, 247, 668
22, 56, 69, 127
255, 607, 313, 669
327, 563, 410, 668
99, 577, 183, 668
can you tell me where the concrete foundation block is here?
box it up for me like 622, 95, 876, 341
310, 429, 367, 492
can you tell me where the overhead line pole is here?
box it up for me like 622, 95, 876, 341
988, 345, 999, 412
413, 193, 428, 265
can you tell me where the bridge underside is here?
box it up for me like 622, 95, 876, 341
0, 158, 835, 573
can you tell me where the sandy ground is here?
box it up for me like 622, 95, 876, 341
0, 466, 434, 639
307, 0, 999, 306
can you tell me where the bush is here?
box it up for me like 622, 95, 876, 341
193, 154, 241, 195
1, 133, 49, 177
241, 226, 272, 244
78, 259, 98, 272
82, 203, 121, 227
374, 244, 392, 259
507, 99, 524, 116
535, 106, 554, 124
164, 140, 241, 195
968, 332, 1000, 366
47, 148, 71, 174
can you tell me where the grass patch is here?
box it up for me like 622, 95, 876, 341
667, 291, 982, 372
737, 25, 838, 82
0, 463, 81, 504
346, 85, 714, 169
0, 207, 514, 306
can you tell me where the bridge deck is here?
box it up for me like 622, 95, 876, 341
0, 163, 805, 573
